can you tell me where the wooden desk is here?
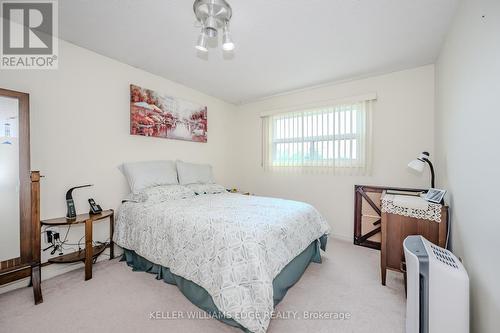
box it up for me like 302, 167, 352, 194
380, 195, 448, 286
41, 210, 114, 281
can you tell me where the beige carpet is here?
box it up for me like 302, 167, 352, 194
0, 239, 405, 333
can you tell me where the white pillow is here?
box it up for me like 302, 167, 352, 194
176, 161, 215, 185
121, 160, 178, 193
186, 183, 226, 195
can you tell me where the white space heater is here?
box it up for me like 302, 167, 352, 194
403, 235, 469, 333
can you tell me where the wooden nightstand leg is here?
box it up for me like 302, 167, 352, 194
109, 212, 114, 260
85, 219, 93, 281
31, 264, 43, 304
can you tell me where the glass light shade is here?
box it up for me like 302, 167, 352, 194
204, 16, 218, 38
195, 31, 208, 52
222, 38, 235, 51
408, 159, 425, 173
222, 25, 235, 51
205, 27, 217, 38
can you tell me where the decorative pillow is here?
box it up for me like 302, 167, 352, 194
186, 183, 226, 195
176, 160, 215, 185
123, 185, 195, 204
121, 160, 178, 193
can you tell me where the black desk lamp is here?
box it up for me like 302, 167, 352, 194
66, 184, 93, 219
408, 151, 435, 188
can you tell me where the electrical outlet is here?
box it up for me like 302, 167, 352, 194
46, 230, 53, 243
44, 227, 60, 244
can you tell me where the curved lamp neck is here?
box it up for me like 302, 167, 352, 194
422, 158, 435, 188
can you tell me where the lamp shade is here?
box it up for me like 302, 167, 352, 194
408, 159, 425, 173
195, 30, 208, 52
222, 23, 235, 51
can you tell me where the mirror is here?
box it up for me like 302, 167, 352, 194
0, 96, 20, 262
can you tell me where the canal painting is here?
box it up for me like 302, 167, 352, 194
130, 84, 207, 142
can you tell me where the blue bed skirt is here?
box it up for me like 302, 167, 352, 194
121, 235, 328, 332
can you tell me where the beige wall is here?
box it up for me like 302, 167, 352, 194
232, 65, 436, 240
0, 40, 235, 286
435, 1, 500, 332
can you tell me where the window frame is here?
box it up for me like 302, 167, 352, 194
268, 104, 365, 168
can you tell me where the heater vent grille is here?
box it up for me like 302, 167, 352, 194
431, 244, 459, 269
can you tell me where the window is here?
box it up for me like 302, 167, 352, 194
262, 98, 373, 174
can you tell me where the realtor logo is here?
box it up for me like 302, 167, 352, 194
1, 0, 58, 69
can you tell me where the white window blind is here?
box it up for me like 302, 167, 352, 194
261, 99, 373, 174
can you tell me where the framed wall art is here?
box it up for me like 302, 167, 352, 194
130, 84, 207, 142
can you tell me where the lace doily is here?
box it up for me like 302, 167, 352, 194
381, 194, 442, 222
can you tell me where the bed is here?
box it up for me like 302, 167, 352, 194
114, 170, 330, 333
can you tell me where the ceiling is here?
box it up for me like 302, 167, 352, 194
59, 0, 458, 104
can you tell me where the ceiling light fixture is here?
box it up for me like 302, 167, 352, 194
193, 0, 235, 53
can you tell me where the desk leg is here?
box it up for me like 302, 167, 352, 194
381, 261, 387, 285
85, 219, 93, 281
109, 212, 114, 260
381, 213, 387, 286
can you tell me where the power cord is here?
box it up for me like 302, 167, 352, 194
42, 225, 112, 260
445, 208, 451, 250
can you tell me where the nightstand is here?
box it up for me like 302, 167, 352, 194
41, 210, 114, 281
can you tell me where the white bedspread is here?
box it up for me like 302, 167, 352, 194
114, 193, 330, 333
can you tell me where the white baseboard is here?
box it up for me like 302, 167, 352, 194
329, 233, 353, 242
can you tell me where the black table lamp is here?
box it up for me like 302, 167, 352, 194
66, 184, 93, 219
408, 151, 435, 188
